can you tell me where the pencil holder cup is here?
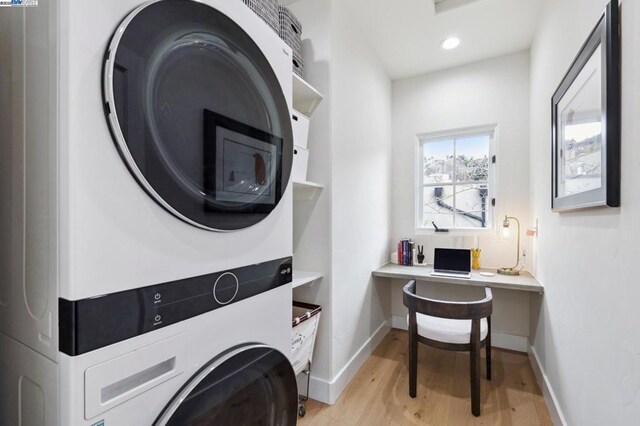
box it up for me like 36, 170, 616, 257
471, 249, 481, 270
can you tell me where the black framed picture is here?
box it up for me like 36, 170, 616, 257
551, 0, 620, 211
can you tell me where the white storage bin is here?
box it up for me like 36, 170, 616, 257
291, 110, 310, 149
292, 145, 309, 183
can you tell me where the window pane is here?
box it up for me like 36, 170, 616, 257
423, 139, 454, 184
422, 185, 454, 228
454, 184, 489, 228
455, 134, 490, 182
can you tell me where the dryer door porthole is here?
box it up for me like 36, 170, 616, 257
104, 0, 293, 231
154, 345, 297, 425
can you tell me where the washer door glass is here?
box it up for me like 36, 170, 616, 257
154, 345, 297, 425
105, 0, 293, 231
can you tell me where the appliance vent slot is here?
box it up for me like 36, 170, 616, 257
101, 358, 176, 403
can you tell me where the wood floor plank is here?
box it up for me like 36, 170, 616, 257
297, 330, 552, 426
328, 329, 406, 424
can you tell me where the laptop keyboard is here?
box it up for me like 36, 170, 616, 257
431, 270, 471, 279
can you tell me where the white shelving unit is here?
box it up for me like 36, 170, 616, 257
291, 74, 323, 201
291, 75, 324, 295
293, 74, 324, 117
293, 180, 324, 201
291, 270, 323, 289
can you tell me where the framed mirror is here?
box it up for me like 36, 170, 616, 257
551, 0, 620, 211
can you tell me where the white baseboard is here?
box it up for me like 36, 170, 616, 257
307, 373, 331, 404
307, 320, 391, 405
491, 331, 528, 352
528, 345, 567, 426
391, 314, 407, 330
391, 315, 528, 352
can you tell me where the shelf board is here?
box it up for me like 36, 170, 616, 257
293, 74, 324, 117
293, 180, 324, 201
291, 270, 323, 289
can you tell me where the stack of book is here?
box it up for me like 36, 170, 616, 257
397, 239, 415, 266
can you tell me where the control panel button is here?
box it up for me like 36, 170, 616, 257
280, 267, 292, 276
154, 315, 162, 322
213, 272, 239, 305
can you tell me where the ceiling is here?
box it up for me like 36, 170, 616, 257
282, 0, 543, 80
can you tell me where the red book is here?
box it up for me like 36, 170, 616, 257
397, 241, 403, 265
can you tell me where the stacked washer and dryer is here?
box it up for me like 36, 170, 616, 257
0, 0, 299, 424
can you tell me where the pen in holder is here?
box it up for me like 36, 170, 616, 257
471, 248, 481, 270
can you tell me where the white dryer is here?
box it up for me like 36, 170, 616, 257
77, 0, 294, 300
0, 0, 298, 424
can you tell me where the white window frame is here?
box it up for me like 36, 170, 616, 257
415, 125, 497, 234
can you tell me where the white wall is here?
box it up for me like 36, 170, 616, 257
389, 53, 532, 351
330, 0, 392, 379
391, 51, 531, 270
290, 0, 393, 403
529, 0, 640, 424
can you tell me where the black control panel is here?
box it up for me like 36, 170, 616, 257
59, 257, 293, 356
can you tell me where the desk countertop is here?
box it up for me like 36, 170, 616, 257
372, 263, 544, 293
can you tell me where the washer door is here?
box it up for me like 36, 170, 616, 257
104, 0, 293, 231
154, 345, 297, 425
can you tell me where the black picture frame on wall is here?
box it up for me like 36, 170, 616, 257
551, 0, 620, 212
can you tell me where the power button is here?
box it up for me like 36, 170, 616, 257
213, 272, 239, 305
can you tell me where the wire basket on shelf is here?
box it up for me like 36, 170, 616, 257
292, 54, 304, 78
241, 0, 279, 33
278, 5, 304, 77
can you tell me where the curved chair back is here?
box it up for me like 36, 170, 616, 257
402, 280, 493, 319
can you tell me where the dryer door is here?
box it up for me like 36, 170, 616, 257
104, 0, 293, 231
154, 345, 297, 425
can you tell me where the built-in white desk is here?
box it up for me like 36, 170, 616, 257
372, 263, 544, 294
372, 263, 544, 352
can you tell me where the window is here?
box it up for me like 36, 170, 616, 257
417, 127, 494, 231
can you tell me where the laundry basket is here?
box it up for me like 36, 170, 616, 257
241, 0, 279, 33
292, 301, 321, 417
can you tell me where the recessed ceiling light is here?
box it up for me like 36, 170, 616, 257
441, 36, 461, 50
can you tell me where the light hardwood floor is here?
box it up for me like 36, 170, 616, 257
298, 329, 552, 425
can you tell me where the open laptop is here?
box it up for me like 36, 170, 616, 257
430, 248, 472, 279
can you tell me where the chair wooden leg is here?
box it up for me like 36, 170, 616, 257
486, 316, 492, 381
470, 319, 481, 417
408, 313, 418, 398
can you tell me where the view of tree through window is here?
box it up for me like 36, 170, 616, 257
420, 131, 492, 229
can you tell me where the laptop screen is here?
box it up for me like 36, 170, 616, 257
434, 248, 471, 273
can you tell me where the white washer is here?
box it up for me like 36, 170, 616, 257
2, 282, 296, 425
0, 0, 297, 424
